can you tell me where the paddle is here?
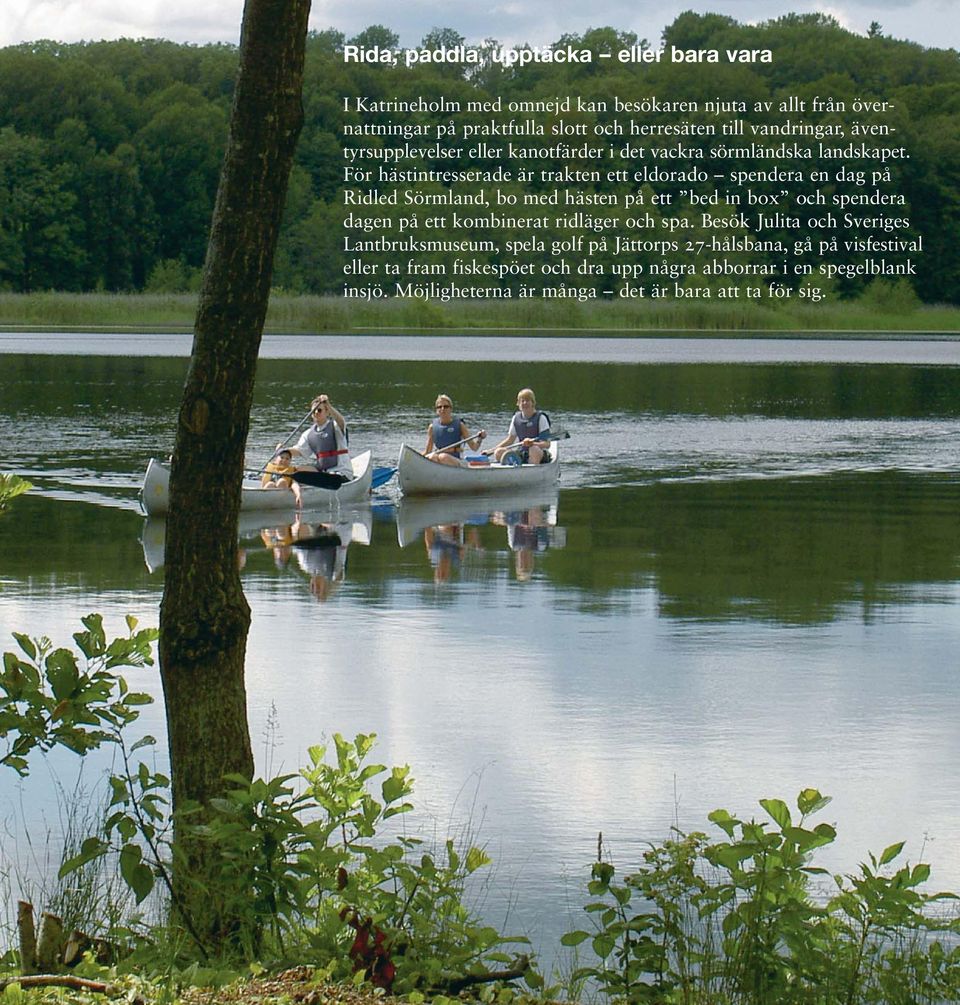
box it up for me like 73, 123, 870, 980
251, 406, 314, 477
372, 431, 488, 489
372, 466, 398, 489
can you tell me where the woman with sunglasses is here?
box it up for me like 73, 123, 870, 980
285, 394, 353, 490
424, 394, 486, 466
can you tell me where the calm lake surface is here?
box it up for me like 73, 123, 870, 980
1, 334, 959, 958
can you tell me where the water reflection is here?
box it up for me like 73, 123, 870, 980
398, 488, 562, 578
396, 489, 564, 583
140, 507, 373, 601
283, 516, 370, 602
3, 346, 960, 955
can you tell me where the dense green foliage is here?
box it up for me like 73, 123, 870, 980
564, 789, 960, 1003
0, 613, 155, 774
0, 15, 958, 304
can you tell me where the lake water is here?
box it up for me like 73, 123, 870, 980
1, 334, 959, 961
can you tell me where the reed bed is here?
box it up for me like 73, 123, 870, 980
0, 292, 957, 335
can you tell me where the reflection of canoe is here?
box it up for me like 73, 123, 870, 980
139, 450, 373, 516
140, 507, 373, 573
396, 486, 559, 548
396, 441, 560, 496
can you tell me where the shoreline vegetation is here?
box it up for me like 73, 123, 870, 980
0, 292, 958, 335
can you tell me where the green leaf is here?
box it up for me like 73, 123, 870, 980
333, 732, 352, 768
58, 836, 108, 878
879, 841, 906, 865
382, 766, 412, 803
709, 843, 754, 870
911, 863, 931, 885
0, 472, 32, 508
12, 633, 36, 661
592, 933, 616, 959
123, 692, 154, 707
561, 931, 590, 947
45, 649, 80, 701
722, 909, 744, 936
357, 763, 387, 783
130, 734, 156, 753
760, 798, 792, 829
466, 846, 492, 873
355, 732, 376, 757
119, 843, 155, 903
797, 788, 831, 816
75, 614, 107, 658
591, 860, 615, 886
708, 808, 738, 837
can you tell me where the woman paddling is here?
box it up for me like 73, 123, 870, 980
424, 393, 486, 466
285, 394, 353, 493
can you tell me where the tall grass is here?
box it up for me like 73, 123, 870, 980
0, 292, 958, 334
0, 775, 131, 953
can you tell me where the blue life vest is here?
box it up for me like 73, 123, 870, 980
303, 419, 343, 470
432, 415, 464, 454
512, 410, 549, 441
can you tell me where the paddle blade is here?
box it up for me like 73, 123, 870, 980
372, 466, 397, 489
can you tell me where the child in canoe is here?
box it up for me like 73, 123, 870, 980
493, 388, 551, 464
261, 449, 303, 507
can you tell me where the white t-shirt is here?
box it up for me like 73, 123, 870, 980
508, 411, 550, 442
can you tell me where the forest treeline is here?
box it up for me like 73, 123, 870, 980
0, 12, 958, 304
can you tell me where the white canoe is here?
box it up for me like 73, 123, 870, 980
139, 450, 373, 516
396, 441, 560, 496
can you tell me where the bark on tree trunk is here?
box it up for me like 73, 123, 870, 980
17, 901, 37, 975
158, 0, 311, 947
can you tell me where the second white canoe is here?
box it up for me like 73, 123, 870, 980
396, 442, 560, 496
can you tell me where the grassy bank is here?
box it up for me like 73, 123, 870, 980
0, 292, 958, 334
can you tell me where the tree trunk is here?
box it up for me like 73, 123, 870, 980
158, 0, 311, 948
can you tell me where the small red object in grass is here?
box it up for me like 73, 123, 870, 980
340, 907, 397, 991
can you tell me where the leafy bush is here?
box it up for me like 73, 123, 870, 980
1, 615, 156, 775
859, 278, 921, 315
0, 473, 32, 512
563, 788, 960, 1004
192, 733, 532, 992
57, 723, 532, 991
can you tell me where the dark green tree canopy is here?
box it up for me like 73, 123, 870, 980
0, 14, 957, 302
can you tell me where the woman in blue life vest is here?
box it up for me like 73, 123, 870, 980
285, 394, 353, 493
493, 388, 551, 464
424, 393, 486, 466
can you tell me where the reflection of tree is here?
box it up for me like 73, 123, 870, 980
549, 475, 960, 624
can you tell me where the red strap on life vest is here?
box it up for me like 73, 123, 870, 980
314, 448, 349, 459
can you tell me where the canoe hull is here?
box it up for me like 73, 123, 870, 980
396, 442, 560, 496
140, 450, 373, 516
